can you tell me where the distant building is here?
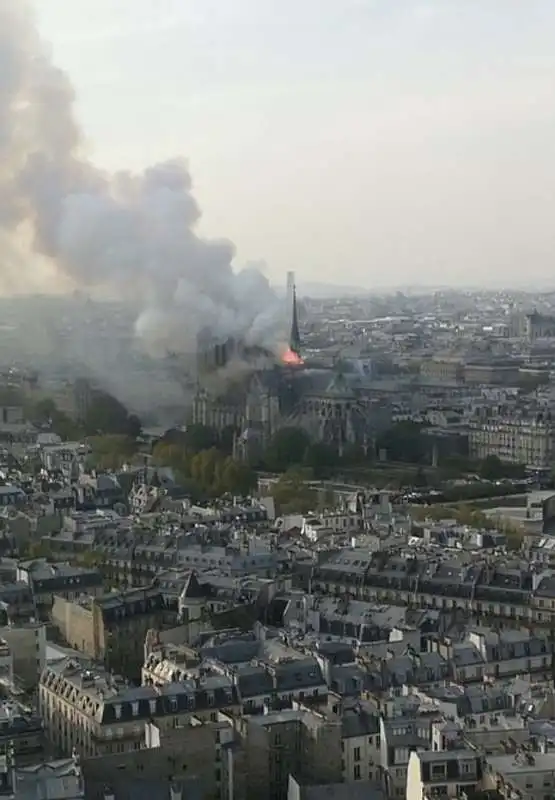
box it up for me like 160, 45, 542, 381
0, 623, 46, 689
468, 417, 555, 467
39, 655, 240, 758
463, 361, 520, 386
406, 749, 484, 800
236, 707, 342, 799
50, 587, 171, 680
16, 559, 103, 612
420, 358, 463, 384
525, 311, 555, 341
0, 701, 45, 766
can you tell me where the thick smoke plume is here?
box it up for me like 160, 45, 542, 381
0, 1, 288, 410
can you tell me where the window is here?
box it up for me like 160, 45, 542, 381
354, 765, 361, 780
354, 747, 361, 761
131, 702, 139, 717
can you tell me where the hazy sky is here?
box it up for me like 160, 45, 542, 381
34, 0, 555, 289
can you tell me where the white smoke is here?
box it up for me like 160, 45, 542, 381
0, 1, 288, 388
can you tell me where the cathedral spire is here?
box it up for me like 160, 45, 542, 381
290, 284, 301, 356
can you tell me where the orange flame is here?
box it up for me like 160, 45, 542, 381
282, 347, 304, 366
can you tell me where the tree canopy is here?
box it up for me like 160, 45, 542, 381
152, 441, 256, 498
303, 442, 339, 478
265, 427, 311, 472
376, 421, 429, 464
27, 398, 82, 441
411, 502, 525, 551
158, 424, 228, 455
478, 455, 525, 481
27, 390, 143, 444
83, 392, 142, 438
271, 467, 316, 515
183, 424, 220, 453
189, 448, 256, 496
152, 442, 190, 475
87, 435, 139, 471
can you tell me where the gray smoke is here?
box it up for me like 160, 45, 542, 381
0, 1, 288, 415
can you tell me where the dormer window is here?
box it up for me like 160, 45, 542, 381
114, 704, 122, 720
431, 763, 446, 778
131, 701, 139, 717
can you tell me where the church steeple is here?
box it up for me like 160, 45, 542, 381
289, 284, 301, 356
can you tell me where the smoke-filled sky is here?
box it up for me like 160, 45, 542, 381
31, 0, 555, 289
1, 0, 293, 365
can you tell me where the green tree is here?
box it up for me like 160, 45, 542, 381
265, 427, 311, 472
504, 525, 525, 551
478, 455, 505, 481
376, 421, 428, 464
190, 448, 223, 495
31, 398, 57, 423
271, 467, 316, 514
52, 412, 82, 441
414, 466, 428, 488
152, 442, 191, 476
27, 397, 83, 441
219, 425, 237, 456
21, 540, 52, 560
79, 550, 103, 568
184, 424, 219, 453
220, 458, 257, 496
87, 434, 138, 471
83, 392, 141, 438
341, 443, 366, 465
303, 442, 339, 478
411, 502, 500, 533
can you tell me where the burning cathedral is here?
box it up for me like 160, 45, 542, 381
190, 275, 390, 459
